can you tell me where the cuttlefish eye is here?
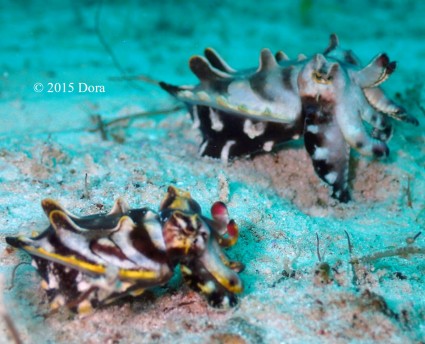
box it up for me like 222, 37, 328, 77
163, 212, 206, 255
312, 71, 332, 84
171, 212, 201, 235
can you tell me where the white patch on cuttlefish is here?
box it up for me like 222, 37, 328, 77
192, 106, 200, 129
180, 90, 194, 99
221, 140, 236, 163
243, 119, 266, 139
209, 108, 224, 132
97, 238, 115, 247
77, 280, 92, 292
196, 91, 211, 102
307, 125, 319, 134
263, 141, 274, 152
325, 172, 338, 184
48, 271, 59, 289
199, 140, 209, 156
313, 147, 329, 160
202, 280, 216, 293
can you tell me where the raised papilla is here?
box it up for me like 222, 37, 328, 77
160, 34, 419, 202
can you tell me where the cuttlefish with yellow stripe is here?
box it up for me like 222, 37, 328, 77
6, 186, 244, 315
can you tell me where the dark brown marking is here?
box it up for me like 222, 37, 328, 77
189, 56, 221, 82
344, 51, 359, 65
372, 145, 389, 158
372, 124, 393, 142
50, 211, 77, 233
90, 241, 127, 260
204, 48, 232, 73
250, 73, 275, 101
50, 261, 81, 302
281, 67, 294, 91
130, 223, 168, 264
158, 82, 182, 96
275, 51, 288, 62
323, 34, 339, 55
388, 61, 396, 74
47, 229, 99, 264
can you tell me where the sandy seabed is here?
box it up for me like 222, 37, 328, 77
1, 1, 424, 343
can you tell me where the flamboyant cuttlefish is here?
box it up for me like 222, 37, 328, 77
160, 34, 419, 202
6, 186, 243, 315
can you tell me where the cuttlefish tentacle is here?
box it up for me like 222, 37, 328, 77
357, 103, 394, 142
335, 101, 389, 158
363, 87, 419, 125
371, 118, 394, 142
354, 53, 396, 88
303, 97, 351, 203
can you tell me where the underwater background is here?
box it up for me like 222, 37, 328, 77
0, 0, 424, 343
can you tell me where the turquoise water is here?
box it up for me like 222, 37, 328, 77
0, 1, 424, 343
